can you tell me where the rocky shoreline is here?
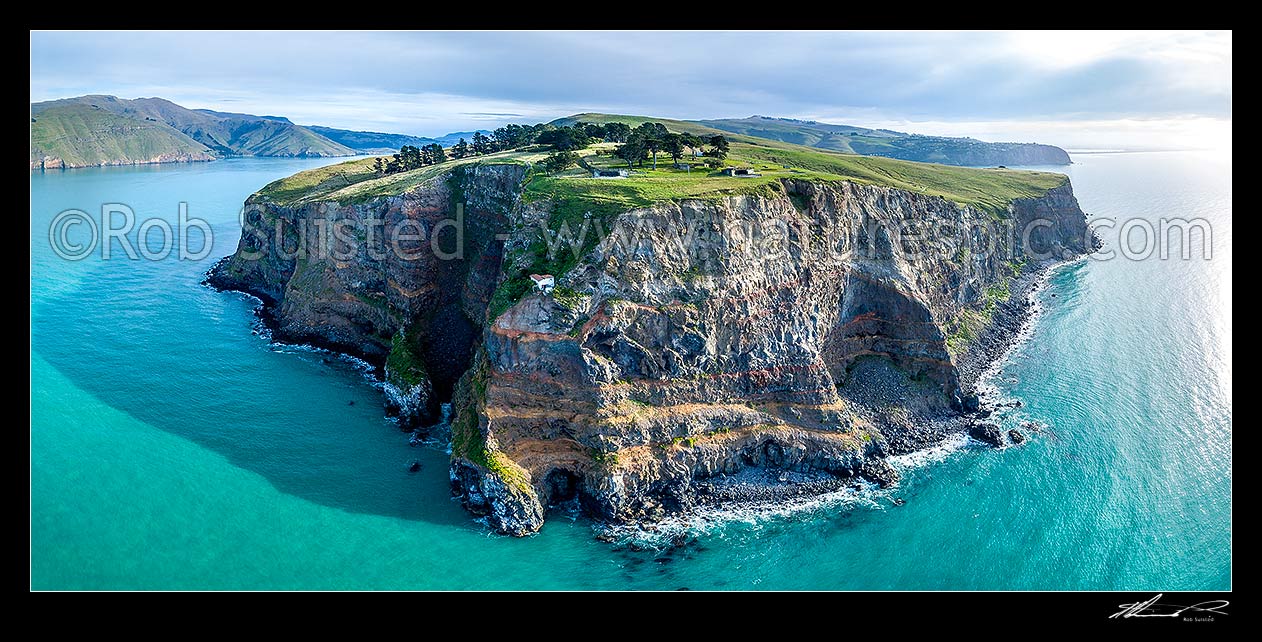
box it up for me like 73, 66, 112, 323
204, 249, 1062, 524
203, 257, 419, 425
696, 468, 857, 506
31, 154, 216, 171
665, 255, 1086, 516
203, 257, 364, 362
957, 262, 1057, 393
932, 255, 1092, 449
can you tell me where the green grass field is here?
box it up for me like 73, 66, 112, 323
534, 142, 1065, 214
728, 143, 1067, 213
256, 149, 551, 205
257, 130, 1065, 215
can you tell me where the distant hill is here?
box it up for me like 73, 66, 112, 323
551, 113, 726, 137
31, 98, 1070, 171
302, 127, 495, 153
697, 115, 1070, 166
430, 130, 491, 147
30, 103, 216, 170
695, 116, 900, 149
307, 126, 440, 154
553, 113, 1068, 166
31, 95, 355, 169
193, 109, 293, 123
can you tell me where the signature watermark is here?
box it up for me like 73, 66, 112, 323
1110, 594, 1229, 621
45, 201, 1215, 267
49, 203, 213, 261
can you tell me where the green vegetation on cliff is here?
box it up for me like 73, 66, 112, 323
385, 331, 429, 387
521, 140, 1065, 218
257, 152, 543, 206
729, 144, 1067, 213
450, 356, 533, 494
254, 157, 383, 203
945, 280, 1015, 356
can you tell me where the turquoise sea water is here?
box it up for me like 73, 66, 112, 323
30, 152, 1231, 590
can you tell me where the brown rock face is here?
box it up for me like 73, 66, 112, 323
211, 164, 1090, 535
209, 164, 527, 425
457, 179, 1089, 534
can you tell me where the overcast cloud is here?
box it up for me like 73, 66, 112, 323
30, 30, 1232, 149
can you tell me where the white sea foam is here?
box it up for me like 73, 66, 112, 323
602, 482, 888, 549
222, 287, 383, 382
270, 341, 381, 378
601, 430, 992, 548
231, 290, 264, 308
888, 431, 971, 470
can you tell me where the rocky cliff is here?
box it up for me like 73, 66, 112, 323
209, 162, 1091, 536
209, 163, 527, 427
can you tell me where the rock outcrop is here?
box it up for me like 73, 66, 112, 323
209, 163, 527, 426
969, 422, 1005, 448
210, 162, 1091, 535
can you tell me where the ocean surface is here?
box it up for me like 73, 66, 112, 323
30, 152, 1231, 590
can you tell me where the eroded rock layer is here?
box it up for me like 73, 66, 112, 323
211, 164, 1090, 535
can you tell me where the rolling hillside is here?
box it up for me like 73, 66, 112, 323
554, 113, 1069, 166
263, 119, 1066, 216
700, 115, 1070, 166
306, 126, 440, 154
31, 98, 1070, 171
30, 103, 215, 169
31, 95, 355, 169
696, 116, 899, 151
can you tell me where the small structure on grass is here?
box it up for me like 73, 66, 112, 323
720, 167, 762, 177
530, 274, 555, 294
592, 169, 629, 178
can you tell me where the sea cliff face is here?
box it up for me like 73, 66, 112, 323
210, 164, 1091, 535
31, 152, 216, 170
209, 164, 527, 427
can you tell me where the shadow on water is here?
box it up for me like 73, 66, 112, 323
32, 252, 474, 527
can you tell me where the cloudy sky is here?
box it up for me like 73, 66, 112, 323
30, 30, 1231, 149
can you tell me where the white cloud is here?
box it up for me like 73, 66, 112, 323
30, 30, 1232, 147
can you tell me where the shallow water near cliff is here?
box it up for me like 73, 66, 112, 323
31, 152, 1231, 589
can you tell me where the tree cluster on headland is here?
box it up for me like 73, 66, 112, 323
373, 120, 730, 176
